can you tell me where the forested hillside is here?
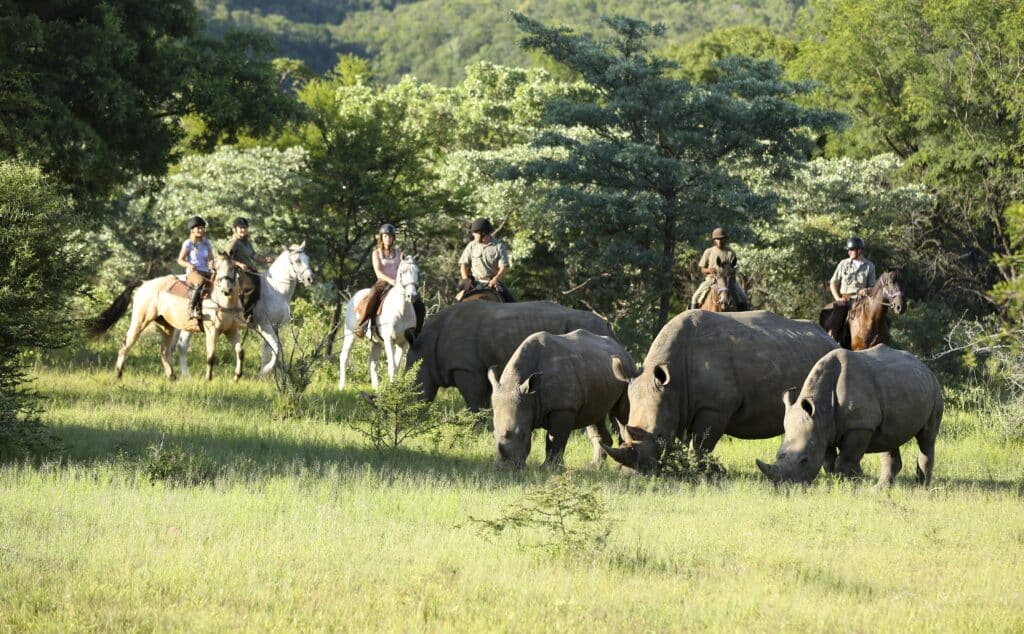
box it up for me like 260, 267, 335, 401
198, 0, 807, 83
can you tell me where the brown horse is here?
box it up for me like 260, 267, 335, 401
699, 260, 739, 312
91, 255, 245, 381
822, 269, 907, 350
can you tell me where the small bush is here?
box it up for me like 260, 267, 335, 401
658, 439, 725, 481
0, 416, 65, 463
470, 472, 611, 557
142, 439, 219, 487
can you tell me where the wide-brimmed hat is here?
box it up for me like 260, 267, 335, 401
711, 227, 728, 240
470, 217, 493, 234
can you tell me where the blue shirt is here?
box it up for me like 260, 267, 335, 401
181, 239, 213, 273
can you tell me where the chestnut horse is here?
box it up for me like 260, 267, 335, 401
699, 260, 739, 312
823, 269, 907, 350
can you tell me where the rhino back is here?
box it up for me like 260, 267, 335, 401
642, 310, 838, 438
504, 330, 632, 418
436, 302, 613, 379
833, 346, 941, 449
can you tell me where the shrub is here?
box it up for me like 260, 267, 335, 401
141, 439, 219, 487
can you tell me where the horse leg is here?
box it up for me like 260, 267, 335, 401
158, 328, 177, 381
381, 328, 398, 383
115, 314, 149, 380
338, 330, 356, 391
368, 341, 382, 390
204, 330, 217, 381
230, 329, 244, 382
173, 330, 191, 378
255, 322, 279, 376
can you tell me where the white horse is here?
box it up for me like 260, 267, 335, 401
174, 242, 314, 377
338, 256, 420, 390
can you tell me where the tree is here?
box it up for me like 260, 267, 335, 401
0, 0, 296, 205
503, 13, 839, 342
0, 161, 79, 428
793, 0, 1024, 309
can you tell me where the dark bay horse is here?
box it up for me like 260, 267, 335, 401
821, 270, 907, 350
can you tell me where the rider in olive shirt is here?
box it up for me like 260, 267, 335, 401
819, 235, 877, 341
223, 217, 272, 325
458, 217, 514, 302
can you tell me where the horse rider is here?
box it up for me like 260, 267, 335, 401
819, 235, 877, 340
690, 227, 750, 310
223, 217, 273, 325
356, 223, 426, 336
177, 216, 215, 321
457, 217, 515, 302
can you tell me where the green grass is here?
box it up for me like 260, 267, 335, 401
2, 357, 1023, 632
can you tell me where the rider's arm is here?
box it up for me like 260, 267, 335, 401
372, 249, 396, 286
460, 262, 471, 281
177, 242, 194, 273
488, 265, 508, 287
487, 243, 511, 287
830, 279, 843, 302
458, 243, 473, 282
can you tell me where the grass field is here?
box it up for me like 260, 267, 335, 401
2, 344, 1023, 632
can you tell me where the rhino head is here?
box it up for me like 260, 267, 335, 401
405, 329, 440, 401
487, 366, 539, 469
602, 357, 674, 474
756, 388, 833, 484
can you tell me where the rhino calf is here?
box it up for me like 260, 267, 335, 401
756, 345, 942, 487
487, 329, 636, 468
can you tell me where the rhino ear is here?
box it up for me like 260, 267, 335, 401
801, 397, 815, 417
487, 365, 501, 390
611, 356, 635, 383
653, 363, 671, 387
782, 388, 797, 409
519, 372, 541, 395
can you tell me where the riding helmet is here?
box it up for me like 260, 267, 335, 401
711, 227, 728, 240
469, 217, 493, 234
845, 236, 865, 250
232, 217, 249, 228
187, 216, 206, 231
379, 223, 397, 236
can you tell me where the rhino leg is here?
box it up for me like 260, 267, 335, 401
584, 421, 613, 468
542, 410, 576, 468
452, 369, 491, 412
834, 430, 871, 480
822, 446, 838, 474
915, 432, 936, 486
689, 409, 727, 462
876, 449, 903, 488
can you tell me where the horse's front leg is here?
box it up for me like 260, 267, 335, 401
230, 329, 244, 382
338, 331, 356, 391
204, 330, 217, 381
255, 322, 280, 376
368, 341, 382, 390
173, 329, 191, 378
381, 328, 399, 382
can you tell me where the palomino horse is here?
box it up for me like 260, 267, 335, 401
699, 260, 739, 312
338, 256, 420, 390
173, 243, 314, 377
821, 269, 907, 350
91, 255, 245, 381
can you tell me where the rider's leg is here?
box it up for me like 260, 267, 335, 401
189, 282, 205, 319
691, 279, 711, 309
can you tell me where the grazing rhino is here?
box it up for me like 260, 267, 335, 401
405, 301, 614, 410
606, 310, 838, 473
756, 345, 942, 487
487, 329, 636, 468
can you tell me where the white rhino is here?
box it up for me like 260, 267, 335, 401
756, 345, 942, 487
487, 329, 636, 468
405, 301, 614, 410
606, 310, 838, 472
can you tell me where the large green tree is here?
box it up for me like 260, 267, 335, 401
0, 0, 296, 204
793, 0, 1024, 309
504, 13, 839, 341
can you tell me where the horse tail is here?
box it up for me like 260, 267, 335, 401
87, 279, 142, 338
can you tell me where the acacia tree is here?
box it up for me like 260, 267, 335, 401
505, 13, 839, 340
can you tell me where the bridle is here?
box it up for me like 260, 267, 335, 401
713, 266, 735, 310
395, 260, 420, 302
872, 275, 903, 308
287, 250, 313, 286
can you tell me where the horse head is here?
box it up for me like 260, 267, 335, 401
712, 258, 737, 311
287, 242, 314, 288
397, 255, 420, 303
212, 254, 237, 298
878, 270, 907, 315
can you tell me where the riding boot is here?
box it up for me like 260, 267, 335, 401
189, 286, 203, 320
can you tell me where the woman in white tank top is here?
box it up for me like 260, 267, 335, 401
357, 223, 402, 331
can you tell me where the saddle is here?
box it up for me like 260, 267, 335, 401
456, 284, 505, 302
167, 277, 212, 301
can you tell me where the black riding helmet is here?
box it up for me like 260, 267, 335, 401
845, 236, 865, 250
469, 217, 493, 234
187, 216, 206, 231
379, 223, 397, 236
232, 217, 249, 228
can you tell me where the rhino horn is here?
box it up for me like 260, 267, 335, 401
602, 443, 639, 469
756, 459, 781, 483
623, 424, 651, 443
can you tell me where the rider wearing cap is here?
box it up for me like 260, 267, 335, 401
223, 217, 273, 325
356, 223, 403, 334
690, 227, 750, 310
177, 216, 215, 320
458, 217, 514, 302
819, 236, 877, 340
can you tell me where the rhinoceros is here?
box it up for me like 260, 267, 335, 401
486, 329, 636, 468
606, 310, 838, 472
405, 301, 614, 410
756, 345, 942, 487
